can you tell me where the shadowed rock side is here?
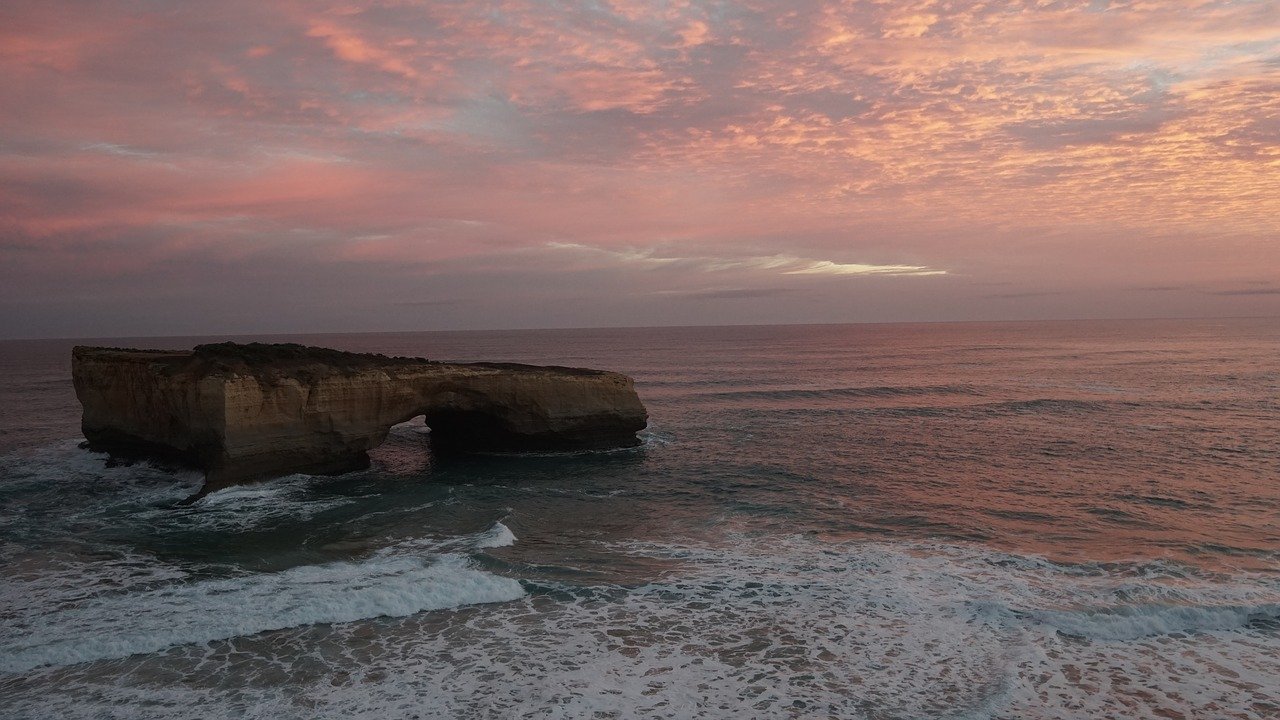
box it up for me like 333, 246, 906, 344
73, 343, 648, 492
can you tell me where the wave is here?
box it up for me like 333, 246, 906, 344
1033, 602, 1280, 641
862, 397, 1120, 419
0, 550, 524, 674
983, 398, 1114, 414
169, 474, 355, 531
694, 384, 980, 401
475, 521, 517, 549
3, 534, 1279, 718
0, 440, 202, 498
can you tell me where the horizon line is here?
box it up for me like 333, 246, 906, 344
4, 313, 1278, 343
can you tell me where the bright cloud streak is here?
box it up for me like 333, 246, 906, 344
783, 260, 945, 277
0, 0, 1277, 337
547, 244, 944, 277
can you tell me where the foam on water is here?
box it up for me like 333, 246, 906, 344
0, 442, 358, 542
197, 479, 315, 507
0, 547, 189, 624
475, 520, 517, 549
0, 440, 202, 502
2, 535, 1276, 719
170, 474, 357, 532
0, 547, 525, 674
1032, 602, 1280, 641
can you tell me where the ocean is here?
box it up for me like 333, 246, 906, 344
0, 319, 1277, 719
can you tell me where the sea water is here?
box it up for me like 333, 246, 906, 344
0, 320, 1277, 718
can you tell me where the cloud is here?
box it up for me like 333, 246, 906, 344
1208, 288, 1280, 296
82, 142, 162, 158
0, 0, 1278, 336
882, 13, 938, 40
306, 19, 422, 80
652, 287, 799, 300
983, 291, 1066, 300
393, 299, 459, 307
547, 244, 946, 278
782, 259, 944, 276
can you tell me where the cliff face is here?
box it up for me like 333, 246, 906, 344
73, 344, 648, 490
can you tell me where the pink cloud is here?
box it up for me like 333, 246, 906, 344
1, 0, 1278, 336
307, 19, 423, 80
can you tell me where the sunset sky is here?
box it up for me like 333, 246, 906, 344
2, 0, 1278, 338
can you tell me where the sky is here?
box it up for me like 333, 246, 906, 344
1, 0, 1278, 338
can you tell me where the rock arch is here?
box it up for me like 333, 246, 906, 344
73, 344, 648, 492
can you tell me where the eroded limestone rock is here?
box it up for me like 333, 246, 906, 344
73, 343, 648, 491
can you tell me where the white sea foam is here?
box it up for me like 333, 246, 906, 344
0, 550, 524, 674
2, 535, 1277, 719
1032, 601, 1280, 641
0, 442, 352, 534
171, 474, 356, 531
474, 521, 517, 549
0, 440, 202, 500
0, 548, 189, 625
197, 479, 309, 507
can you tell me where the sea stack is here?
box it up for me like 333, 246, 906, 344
72, 343, 648, 491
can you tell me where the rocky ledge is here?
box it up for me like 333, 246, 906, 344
73, 343, 648, 492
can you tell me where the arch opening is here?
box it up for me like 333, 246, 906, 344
368, 414, 434, 475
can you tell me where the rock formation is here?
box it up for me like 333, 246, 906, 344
73, 343, 648, 492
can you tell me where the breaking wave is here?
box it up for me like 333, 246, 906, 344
4, 535, 1276, 719
0, 549, 524, 674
